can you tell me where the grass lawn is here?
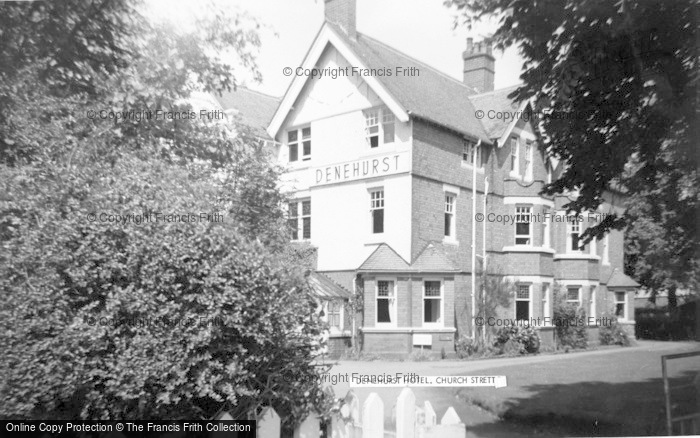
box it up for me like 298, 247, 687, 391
456, 346, 699, 436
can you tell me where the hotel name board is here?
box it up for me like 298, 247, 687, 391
313, 151, 409, 186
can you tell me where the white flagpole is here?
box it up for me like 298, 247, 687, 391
471, 139, 481, 339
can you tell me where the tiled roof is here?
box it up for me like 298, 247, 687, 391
358, 242, 457, 273
468, 85, 522, 139
307, 271, 353, 299
331, 24, 491, 143
607, 268, 640, 288
214, 87, 280, 139
411, 242, 458, 272
358, 244, 410, 271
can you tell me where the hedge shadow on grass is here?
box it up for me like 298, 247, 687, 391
466, 371, 698, 437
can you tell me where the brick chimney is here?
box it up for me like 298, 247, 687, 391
463, 38, 495, 93
325, 0, 356, 39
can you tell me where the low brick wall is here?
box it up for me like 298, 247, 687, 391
362, 330, 456, 357
327, 335, 352, 359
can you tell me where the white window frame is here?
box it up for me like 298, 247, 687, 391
566, 218, 585, 253
375, 278, 397, 327
509, 137, 519, 177
546, 162, 553, 184
288, 199, 311, 241
614, 291, 628, 321
287, 126, 311, 162
422, 279, 444, 328
602, 234, 610, 265
323, 300, 344, 334
590, 234, 597, 256
364, 107, 395, 148
462, 140, 482, 168
566, 286, 581, 307
542, 283, 551, 320
515, 206, 532, 245
543, 208, 551, 248
444, 193, 456, 241
515, 284, 532, 321
369, 189, 385, 235
524, 141, 533, 181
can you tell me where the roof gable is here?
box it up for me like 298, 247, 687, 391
358, 244, 410, 271
411, 242, 458, 272
469, 86, 562, 170
358, 242, 457, 273
268, 22, 490, 143
267, 23, 409, 140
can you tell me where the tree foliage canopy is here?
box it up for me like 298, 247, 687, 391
0, 0, 330, 425
448, 0, 698, 298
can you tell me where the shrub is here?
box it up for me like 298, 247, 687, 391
553, 297, 588, 350
408, 348, 436, 362
0, 155, 330, 425
493, 326, 541, 355
455, 335, 500, 359
599, 315, 631, 346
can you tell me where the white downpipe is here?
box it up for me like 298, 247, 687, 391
471, 139, 481, 338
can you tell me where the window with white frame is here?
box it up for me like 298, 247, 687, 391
365, 107, 395, 148
462, 140, 481, 167
376, 280, 396, 325
542, 283, 551, 319
324, 300, 343, 332
543, 208, 551, 248
370, 190, 384, 234
525, 141, 533, 180
516, 284, 531, 320
510, 137, 519, 174
589, 286, 597, 320
515, 206, 532, 245
288, 199, 311, 240
614, 291, 627, 320
567, 219, 585, 252
444, 194, 455, 239
602, 234, 610, 264
546, 162, 553, 184
287, 127, 311, 162
567, 286, 581, 306
423, 281, 442, 326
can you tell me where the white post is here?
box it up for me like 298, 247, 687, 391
482, 176, 488, 343
471, 139, 481, 338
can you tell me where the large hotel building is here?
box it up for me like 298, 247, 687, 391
214, 0, 639, 357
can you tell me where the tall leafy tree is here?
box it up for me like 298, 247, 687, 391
448, 0, 698, 305
0, 0, 330, 427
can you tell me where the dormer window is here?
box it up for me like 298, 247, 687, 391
288, 127, 311, 162
365, 107, 395, 148
462, 140, 481, 167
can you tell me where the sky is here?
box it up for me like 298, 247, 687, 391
148, 0, 525, 98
